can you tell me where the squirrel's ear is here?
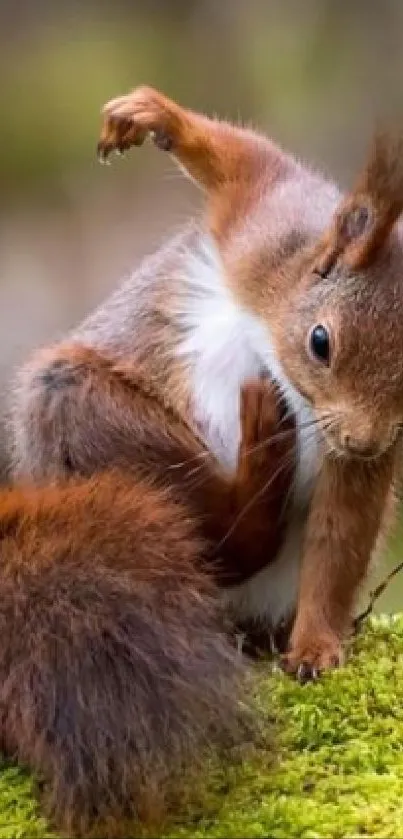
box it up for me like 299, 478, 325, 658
317, 130, 403, 275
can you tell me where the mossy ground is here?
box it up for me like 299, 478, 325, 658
2, 616, 403, 838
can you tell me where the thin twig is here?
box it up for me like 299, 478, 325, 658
353, 558, 403, 633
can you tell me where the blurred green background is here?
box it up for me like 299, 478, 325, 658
0, 0, 402, 611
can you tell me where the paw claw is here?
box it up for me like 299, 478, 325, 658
97, 143, 111, 165
97, 86, 176, 162
151, 128, 173, 151
281, 634, 343, 682
297, 662, 318, 684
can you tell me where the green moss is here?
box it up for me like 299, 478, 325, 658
1, 616, 403, 837
0, 764, 52, 839
166, 615, 403, 839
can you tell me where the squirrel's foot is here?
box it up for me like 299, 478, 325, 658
280, 633, 343, 683
97, 85, 182, 162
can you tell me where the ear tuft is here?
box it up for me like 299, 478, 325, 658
358, 129, 403, 215
319, 128, 403, 273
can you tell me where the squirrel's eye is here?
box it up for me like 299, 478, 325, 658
309, 324, 331, 365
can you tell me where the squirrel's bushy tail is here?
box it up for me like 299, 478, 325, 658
0, 470, 248, 836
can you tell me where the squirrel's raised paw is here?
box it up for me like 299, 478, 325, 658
239, 376, 292, 472
97, 85, 181, 162
280, 634, 344, 683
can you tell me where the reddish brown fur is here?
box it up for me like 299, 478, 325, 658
98, 86, 294, 250
0, 469, 252, 835
1, 365, 295, 833
11, 343, 295, 587
282, 451, 396, 674
95, 86, 403, 678
98, 85, 288, 194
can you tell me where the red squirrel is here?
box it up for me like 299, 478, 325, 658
6, 85, 403, 832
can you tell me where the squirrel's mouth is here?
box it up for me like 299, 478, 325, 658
318, 416, 400, 463
311, 406, 403, 463
329, 446, 381, 462
322, 433, 386, 462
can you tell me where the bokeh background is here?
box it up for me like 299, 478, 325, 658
1, 0, 403, 610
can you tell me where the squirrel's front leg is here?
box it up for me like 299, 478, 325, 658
97, 85, 284, 194
282, 451, 395, 683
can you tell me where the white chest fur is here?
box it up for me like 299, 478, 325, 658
176, 236, 321, 627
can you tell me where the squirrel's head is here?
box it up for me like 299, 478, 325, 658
268, 132, 403, 460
